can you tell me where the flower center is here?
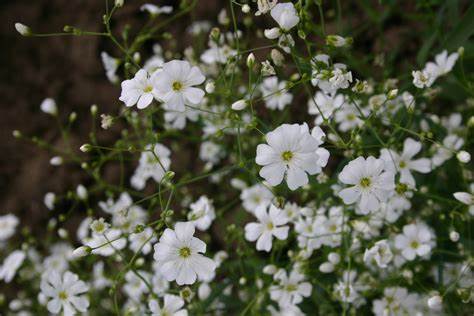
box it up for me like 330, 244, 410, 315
395, 183, 408, 195
58, 291, 68, 300
347, 113, 356, 121
281, 151, 293, 162
285, 284, 297, 292
399, 160, 406, 168
143, 85, 153, 93
266, 222, 274, 230
179, 247, 191, 258
410, 240, 419, 249
172, 81, 183, 91
359, 177, 371, 188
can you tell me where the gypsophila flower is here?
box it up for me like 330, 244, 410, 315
394, 222, 435, 261
149, 295, 187, 316
0, 214, 19, 241
40, 270, 89, 315
153, 60, 205, 112
120, 69, 158, 109
380, 137, 431, 187
153, 222, 216, 285
260, 76, 293, 110
245, 204, 289, 252
256, 123, 321, 190
363, 240, 393, 268
269, 269, 312, 307
270, 3, 300, 31
187, 195, 216, 231
338, 156, 395, 213
0, 250, 25, 283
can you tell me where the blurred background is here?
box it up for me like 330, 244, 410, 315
0, 0, 472, 231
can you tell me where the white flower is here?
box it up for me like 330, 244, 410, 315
329, 67, 352, 90
394, 223, 434, 261
187, 196, 216, 231
260, 76, 293, 110
101, 52, 120, 83
44, 192, 56, 210
270, 3, 300, 31
432, 134, 464, 167
149, 295, 187, 316
119, 69, 158, 109
153, 222, 216, 285
453, 185, 474, 215
50, 156, 63, 166
380, 137, 431, 187
85, 229, 126, 256
334, 103, 367, 132
129, 227, 156, 254
76, 185, 88, 200
199, 141, 222, 166
425, 50, 458, 78
0, 214, 19, 241
231, 99, 247, 111
269, 269, 312, 307
427, 295, 443, 311
131, 143, 171, 190
326, 35, 351, 47
140, 4, 173, 15
40, 98, 57, 115
40, 270, 89, 315
244, 204, 289, 252
363, 240, 393, 268
412, 70, 435, 89
256, 123, 321, 190
15, 23, 31, 36
261, 60, 276, 76
164, 103, 199, 130
255, 0, 278, 16
240, 183, 274, 213
338, 156, 395, 213
308, 92, 345, 124
0, 250, 25, 283
153, 60, 205, 112
372, 287, 419, 316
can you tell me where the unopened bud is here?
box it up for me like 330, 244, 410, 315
15, 23, 31, 36
457, 151, 471, 163
80, 144, 91, 152
231, 99, 247, 111
72, 246, 91, 258
246, 53, 255, 68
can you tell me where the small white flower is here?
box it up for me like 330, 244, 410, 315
338, 156, 395, 213
260, 76, 293, 110
308, 92, 345, 124
412, 70, 435, 89
380, 137, 431, 187
44, 192, 56, 210
129, 227, 156, 255
153, 60, 205, 112
269, 269, 312, 307
0, 250, 25, 283
255, 0, 278, 16
101, 52, 120, 83
119, 69, 158, 109
40, 98, 57, 115
240, 183, 274, 213
270, 3, 300, 31
153, 222, 216, 285
131, 143, 171, 190
261, 60, 276, 76
231, 99, 247, 111
0, 214, 19, 241
76, 185, 88, 200
425, 50, 458, 78
40, 270, 89, 315
363, 239, 393, 268
427, 295, 443, 311
15, 23, 31, 36
187, 196, 216, 231
453, 185, 474, 215
140, 4, 173, 15
245, 204, 289, 252
394, 222, 434, 261
256, 123, 321, 190
49, 156, 63, 166
149, 295, 187, 316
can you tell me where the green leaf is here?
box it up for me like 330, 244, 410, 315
443, 4, 474, 50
